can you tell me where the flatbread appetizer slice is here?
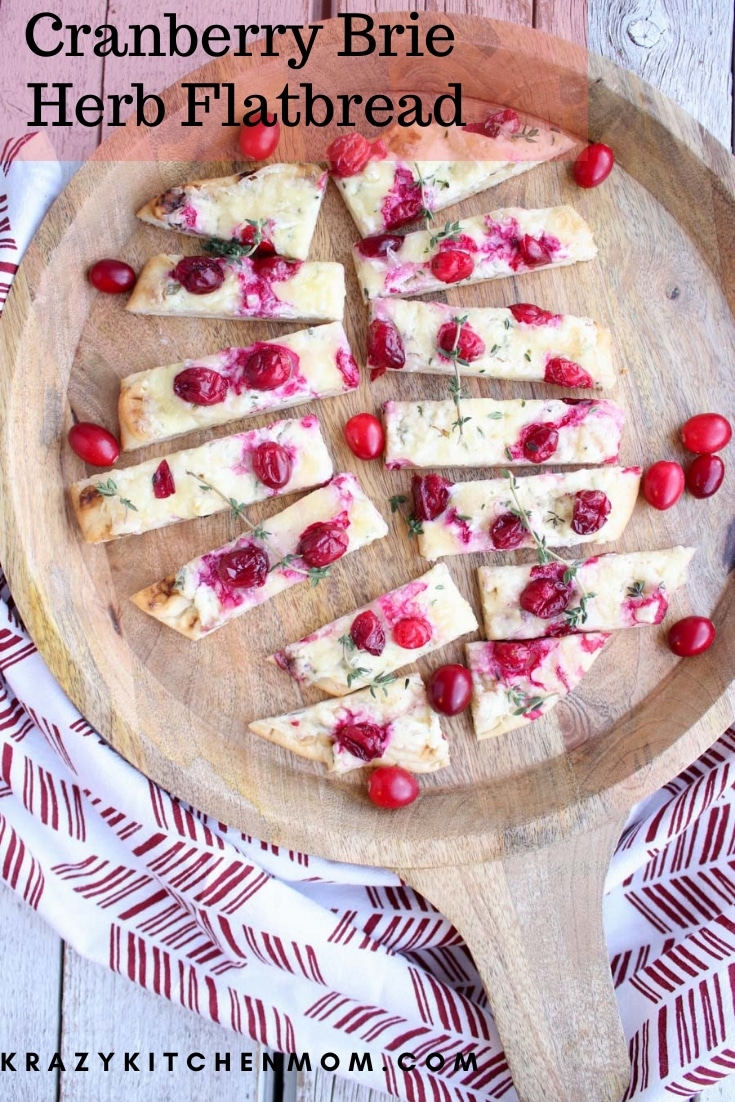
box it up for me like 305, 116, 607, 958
137, 163, 328, 260
352, 205, 596, 301
131, 473, 388, 640
118, 322, 358, 451
478, 547, 695, 640
411, 467, 641, 561
272, 562, 477, 696
249, 673, 448, 774
127, 253, 344, 323
328, 110, 576, 236
70, 415, 332, 544
466, 635, 610, 740
367, 298, 614, 387
384, 398, 625, 470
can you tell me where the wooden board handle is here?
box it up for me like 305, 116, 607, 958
399, 816, 631, 1102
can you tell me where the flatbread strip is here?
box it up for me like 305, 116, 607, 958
137, 163, 328, 260
127, 253, 345, 323
70, 416, 333, 544
369, 298, 614, 388
413, 467, 641, 561
384, 398, 625, 470
272, 562, 478, 696
478, 547, 695, 640
118, 322, 359, 451
466, 635, 610, 740
353, 205, 596, 301
131, 473, 388, 640
249, 673, 448, 774
332, 114, 576, 236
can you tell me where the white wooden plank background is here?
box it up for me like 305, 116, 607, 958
0, 1, 733, 1101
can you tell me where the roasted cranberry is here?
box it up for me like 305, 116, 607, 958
240, 222, 275, 257
173, 367, 228, 405
517, 235, 553, 268
350, 610, 385, 656
519, 577, 573, 618
382, 170, 424, 228
571, 490, 611, 534
481, 107, 521, 138
297, 522, 348, 567
252, 255, 299, 281
327, 133, 374, 177
544, 357, 594, 389
152, 459, 175, 499
509, 302, 558, 326
492, 641, 538, 677
335, 721, 388, 762
430, 250, 474, 284
172, 256, 224, 295
686, 454, 725, 499
356, 234, 403, 258
520, 423, 559, 462
252, 442, 292, 489
241, 345, 295, 391
366, 319, 405, 380
412, 474, 451, 521
216, 545, 269, 589
489, 512, 526, 550
436, 321, 486, 363
392, 617, 432, 650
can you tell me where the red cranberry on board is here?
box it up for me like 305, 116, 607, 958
88, 258, 136, 294
367, 766, 420, 809
350, 610, 386, 656
296, 522, 349, 568
667, 616, 715, 657
327, 133, 374, 177
686, 454, 725, 498
67, 422, 120, 466
680, 413, 732, 454
427, 665, 472, 716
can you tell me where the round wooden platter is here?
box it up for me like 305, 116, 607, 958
2, 16, 735, 1102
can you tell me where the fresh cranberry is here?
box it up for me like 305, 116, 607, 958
88, 258, 136, 294
297, 522, 348, 567
366, 319, 405, 380
152, 459, 175, 499
571, 490, 611, 534
544, 357, 594, 389
489, 512, 526, 549
367, 766, 419, 809
519, 577, 573, 618
430, 250, 474, 284
253, 255, 299, 282
516, 235, 553, 268
335, 721, 388, 762
641, 461, 685, 510
573, 143, 614, 189
436, 321, 485, 363
173, 367, 228, 405
67, 422, 120, 466
492, 641, 538, 677
392, 617, 432, 650
411, 474, 451, 521
509, 302, 558, 326
427, 665, 472, 716
241, 345, 295, 391
327, 133, 374, 178
519, 423, 559, 462
350, 610, 385, 656
686, 454, 724, 499
238, 114, 281, 160
252, 442, 292, 489
240, 222, 275, 257
356, 234, 403, 259
172, 256, 224, 295
216, 545, 269, 589
668, 616, 716, 657
681, 413, 732, 455
481, 108, 521, 138
344, 413, 384, 461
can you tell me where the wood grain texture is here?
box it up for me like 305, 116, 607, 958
587, 0, 733, 149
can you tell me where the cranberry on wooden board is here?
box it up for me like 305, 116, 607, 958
520, 578, 573, 618
367, 766, 420, 809
173, 367, 228, 406
350, 610, 385, 656
88, 258, 136, 294
151, 459, 175, 499
296, 522, 348, 567
668, 616, 716, 657
171, 256, 224, 295
427, 665, 472, 716
429, 250, 474, 284
216, 546, 269, 590
641, 461, 685, 510
686, 454, 724, 498
238, 113, 280, 160
392, 617, 432, 650
412, 474, 451, 521
573, 143, 615, 188
344, 413, 385, 460
571, 490, 611, 534
252, 442, 292, 489
489, 512, 526, 550
327, 133, 375, 177
680, 413, 732, 454
68, 422, 120, 466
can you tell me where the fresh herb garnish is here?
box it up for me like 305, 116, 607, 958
203, 219, 267, 259
94, 478, 138, 516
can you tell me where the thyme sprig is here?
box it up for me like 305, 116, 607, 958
388, 494, 423, 539
507, 686, 547, 717
446, 315, 471, 438
337, 633, 398, 697
428, 219, 462, 249
203, 219, 267, 259
413, 163, 435, 226
509, 125, 540, 143
95, 478, 138, 517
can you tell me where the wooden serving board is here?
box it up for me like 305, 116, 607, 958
1, 17, 734, 1102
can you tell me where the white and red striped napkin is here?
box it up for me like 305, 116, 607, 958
2, 136, 735, 1101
